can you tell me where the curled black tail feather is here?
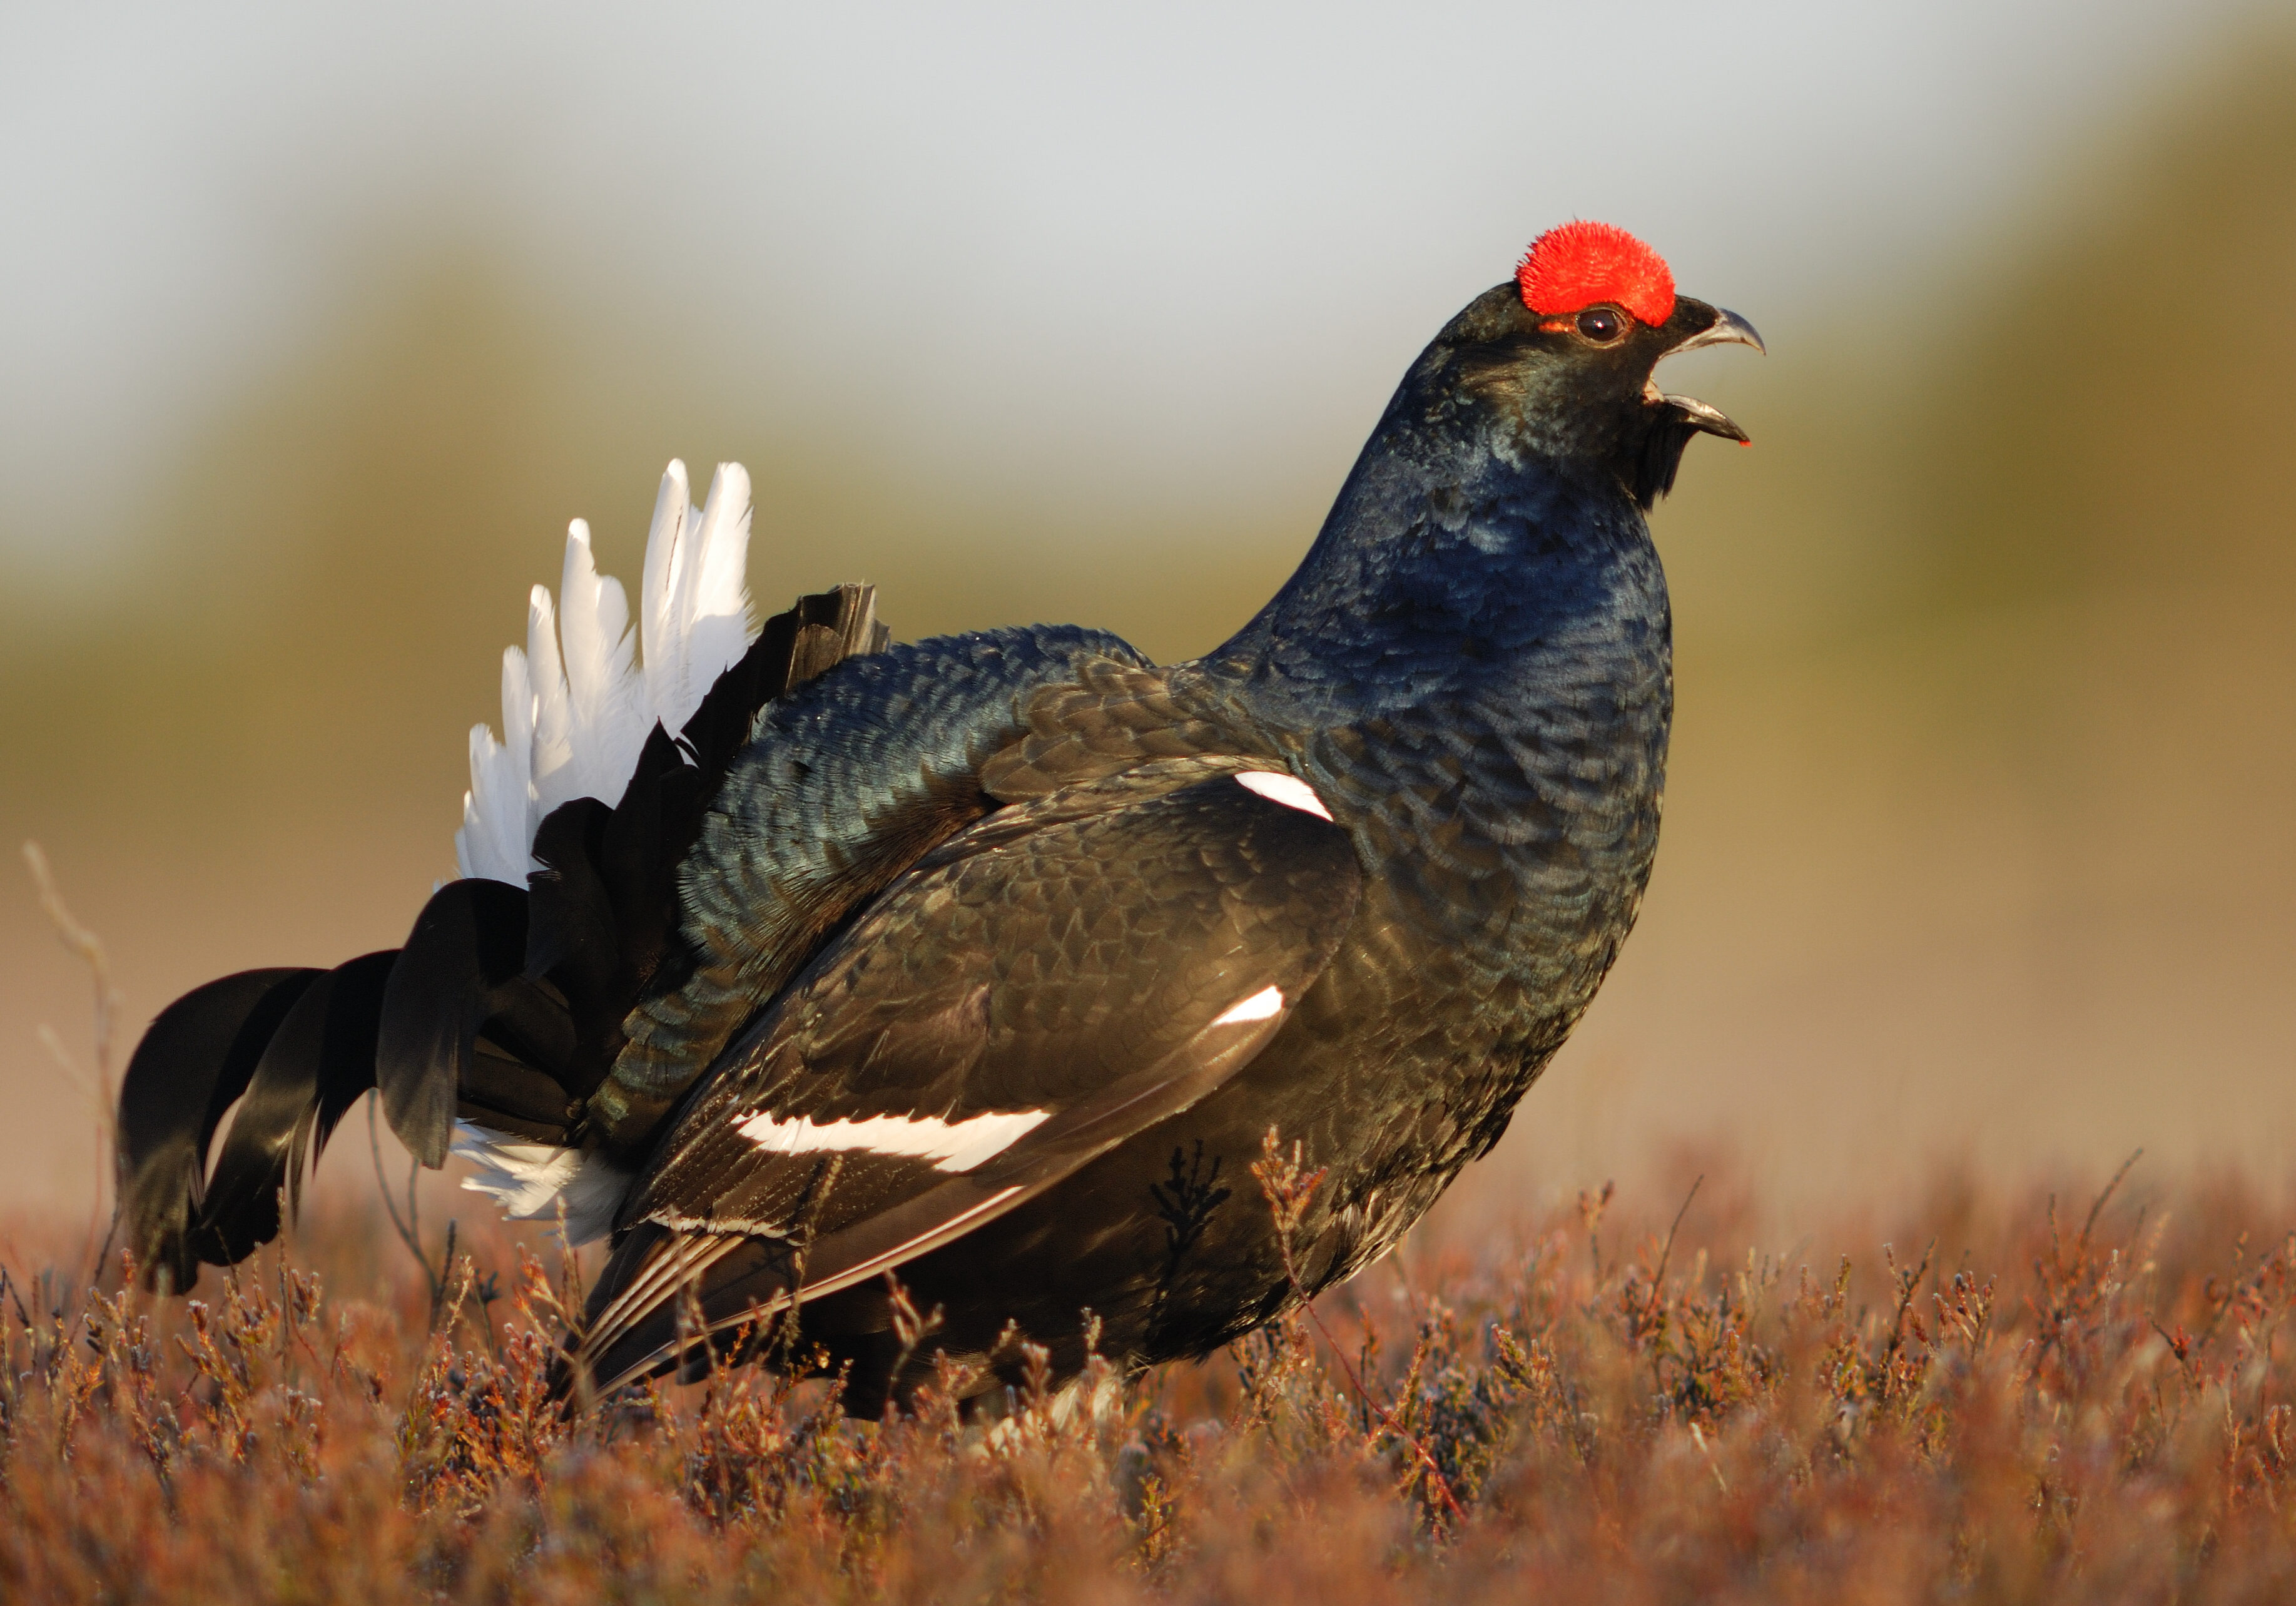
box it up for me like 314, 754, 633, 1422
377, 878, 535, 1165
198, 950, 397, 1263
116, 961, 367, 1290
110, 586, 890, 1291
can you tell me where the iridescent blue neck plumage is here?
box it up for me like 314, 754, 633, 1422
1192, 395, 1673, 746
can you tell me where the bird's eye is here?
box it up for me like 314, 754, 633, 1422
1575, 307, 1625, 344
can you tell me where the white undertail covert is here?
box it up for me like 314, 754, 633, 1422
455, 460, 756, 885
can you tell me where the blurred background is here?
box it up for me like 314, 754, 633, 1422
2, 3, 2290, 1230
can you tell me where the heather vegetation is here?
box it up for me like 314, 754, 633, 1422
4, 31, 2293, 1606
4, 1151, 2291, 1603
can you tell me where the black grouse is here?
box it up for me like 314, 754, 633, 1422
111, 220, 1761, 1413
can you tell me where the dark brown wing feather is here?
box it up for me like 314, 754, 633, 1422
563, 765, 1361, 1396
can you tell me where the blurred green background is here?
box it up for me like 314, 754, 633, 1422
2, 4, 2290, 1222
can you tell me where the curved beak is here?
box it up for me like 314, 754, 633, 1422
1647, 304, 1764, 442
1672, 307, 1764, 357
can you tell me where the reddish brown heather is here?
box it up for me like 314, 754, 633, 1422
2, 1151, 2292, 1605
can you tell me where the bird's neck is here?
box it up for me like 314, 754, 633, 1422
1196, 409, 1674, 739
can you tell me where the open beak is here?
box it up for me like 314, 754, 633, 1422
1646, 305, 1764, 442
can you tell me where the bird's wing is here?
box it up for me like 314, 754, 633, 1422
565, 760, 1361, 1396
598, 624, 1151, 1146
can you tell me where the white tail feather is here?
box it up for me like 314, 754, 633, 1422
643, 461, 756, 739
676, 464, 756, 726
454, 460, 757, 886
556, 522, 646, 806
639, 460, 693, 731
526, 585, 577, 818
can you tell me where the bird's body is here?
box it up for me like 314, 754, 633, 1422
111, 224, 1757, 1413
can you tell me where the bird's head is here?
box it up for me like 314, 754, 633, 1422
1411, 221, 1763, 509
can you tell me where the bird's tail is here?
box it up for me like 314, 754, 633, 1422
111, 462, 890, 1291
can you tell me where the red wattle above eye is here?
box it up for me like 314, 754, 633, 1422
1518, 222, 1675, 327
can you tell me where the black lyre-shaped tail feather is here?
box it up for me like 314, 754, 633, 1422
376, 878, 537, 1165
198, 950, 397, 1261
114, 957, 389, 1291
111, 584, 890, 1291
